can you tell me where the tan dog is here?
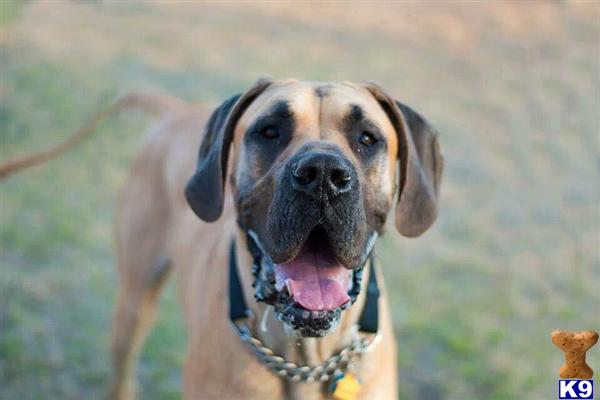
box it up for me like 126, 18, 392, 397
1, 79, 443, 399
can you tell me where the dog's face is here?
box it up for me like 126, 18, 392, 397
186, 79, 443, 337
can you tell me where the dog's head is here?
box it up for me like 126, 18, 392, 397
185, 79, 443, 337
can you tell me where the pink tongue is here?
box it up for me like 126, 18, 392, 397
274, 249, 350, 311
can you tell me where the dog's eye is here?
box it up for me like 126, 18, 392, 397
260, 126, 279, 139
358, 131, 377, 147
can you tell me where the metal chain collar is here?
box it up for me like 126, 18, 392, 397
232, 322, 377, 384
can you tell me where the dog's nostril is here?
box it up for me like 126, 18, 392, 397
294, 165, 318, 186
291, 151, 354, 197
330, 168, 351, 189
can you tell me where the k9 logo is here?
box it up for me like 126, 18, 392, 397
558, 380, 593, 399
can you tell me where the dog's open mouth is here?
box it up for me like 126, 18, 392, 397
274, 226, 351, 312
249, 225, 374, 337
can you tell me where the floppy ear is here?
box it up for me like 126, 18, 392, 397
365, 83, 443, 237
185, 79, 273, 222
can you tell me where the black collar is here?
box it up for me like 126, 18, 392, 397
228, 238, 380, 334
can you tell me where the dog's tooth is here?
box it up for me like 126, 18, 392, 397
274, 276, 288, 292
348, 270, 353, 290
302, 310, 310, 319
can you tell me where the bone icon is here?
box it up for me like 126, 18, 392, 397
551, 330, 598, 379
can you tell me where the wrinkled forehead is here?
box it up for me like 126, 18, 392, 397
235, 80, 396, 139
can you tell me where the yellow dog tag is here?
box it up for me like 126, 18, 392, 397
331, 373, 361, 400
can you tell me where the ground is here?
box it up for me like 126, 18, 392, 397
1, 2, 599, 399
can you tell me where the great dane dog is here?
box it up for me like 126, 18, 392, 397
1, 79, 443, 399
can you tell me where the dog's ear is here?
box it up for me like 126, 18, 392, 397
185, 78, 273, 222
365, 83, 443, 237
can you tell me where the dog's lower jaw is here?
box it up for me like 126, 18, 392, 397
256, 257, 370, 337
275, 306, 344, 338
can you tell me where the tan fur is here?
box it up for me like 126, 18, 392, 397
108, 82, 400, 399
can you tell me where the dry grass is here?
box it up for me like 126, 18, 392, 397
1, 2, 599, 399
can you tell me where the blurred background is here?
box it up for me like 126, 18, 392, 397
1, 1, 599, 399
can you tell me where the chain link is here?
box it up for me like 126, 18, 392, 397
232, 322, 376, 383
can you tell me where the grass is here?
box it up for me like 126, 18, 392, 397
1, 2, 599, 399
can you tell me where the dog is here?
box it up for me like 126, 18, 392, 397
1, 79, 443, 399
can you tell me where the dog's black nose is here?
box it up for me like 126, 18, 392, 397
292, 151, 354, 198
